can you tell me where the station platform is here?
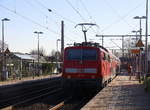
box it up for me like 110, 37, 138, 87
81, 73, 150, 110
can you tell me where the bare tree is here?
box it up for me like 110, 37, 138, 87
30, 47, 46, 56
48, 50, 61, 62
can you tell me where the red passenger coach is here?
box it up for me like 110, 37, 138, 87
62, 42, 120, 89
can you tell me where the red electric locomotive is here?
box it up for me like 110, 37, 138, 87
62, 42, 120, 89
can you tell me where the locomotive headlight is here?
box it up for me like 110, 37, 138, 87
67, 75, 71, 79
91, 75, 95, 79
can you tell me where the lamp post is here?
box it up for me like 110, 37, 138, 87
34, 31, 43, 76
132, 30, 140, 40
133, 16, 146, 83
1, 18, 10, 80
56, 39, 60, 73
133, 16, 146, 40
131, 30, 140, 77
145, 0, 148, 74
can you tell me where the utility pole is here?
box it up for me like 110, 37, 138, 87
34, 31, 43, 76
56, 39, 60, 73
95, 35, 135, 57
1, 18, 10, 80
96, 34, 150, 57
132, 30, 140, 41
133, 15, 146, 82
61, 20, 64, 61
145, 0, 148, 74
122, 36, 125, 57
75, 23, 96, 42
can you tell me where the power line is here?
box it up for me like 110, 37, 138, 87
33, 0, 81, 42
65, 0, 101, 41
33, 0, 76, 24
0, 4, 60, 35
103, 0, 135, 29
78, 0, 102, 35
24, 0, 47, 17
23, 0, 76, 42
65, 0, 87, 22
32, 0, 84, 42
79, 0, 92, 20
0, 1, 91, 43
24, 0, 60, 27
101, 0, 145, 32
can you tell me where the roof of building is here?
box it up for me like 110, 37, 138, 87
14, 53, 36, 60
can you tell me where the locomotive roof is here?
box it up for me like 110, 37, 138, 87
66, 42, 120, 61
73, 42, 109, 52
65, 42, 120, 62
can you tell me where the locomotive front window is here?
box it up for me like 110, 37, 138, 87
67, 49, 97, 60
67, 49, 82, 60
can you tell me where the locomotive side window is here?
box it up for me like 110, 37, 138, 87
103, 52, 110, 62
108, 55, 111, 62
67, 48, 97, 60
103, 52, 107, 60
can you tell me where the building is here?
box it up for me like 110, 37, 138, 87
0, 50, 47, 80
0, 40, 8, 52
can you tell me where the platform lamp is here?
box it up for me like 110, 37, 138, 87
34, 31, 43, 76
1, 18, 10, 80
56, 39, 60, 73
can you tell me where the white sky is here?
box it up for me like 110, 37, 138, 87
0, 0, 149, 55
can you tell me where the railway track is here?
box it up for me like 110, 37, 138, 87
0, 77, 62, 109
49, 97, 72, 110
49, 94, 96, 110
2, 87, 99, 110
1, 75, 117, 110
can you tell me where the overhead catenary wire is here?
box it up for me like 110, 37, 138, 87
34, 0, 97, 42
101, 0, 145, 32
0, 1, 79, 44
0, 4, 60, 35
24, 0, 78, 42
79, 0, 92, 20
32, 0, 83, 42
65, 0, 87, 22
24, 0, 60, 27
33, 0, 76, 24
78, 0, 102, 36
64, 0, 95, 42
65, 0, 102, 41
104, 0, 136, 29
24, 0, 47, 18
0, 2, 78, 43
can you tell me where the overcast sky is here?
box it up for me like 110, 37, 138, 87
0, 0, 148, 55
